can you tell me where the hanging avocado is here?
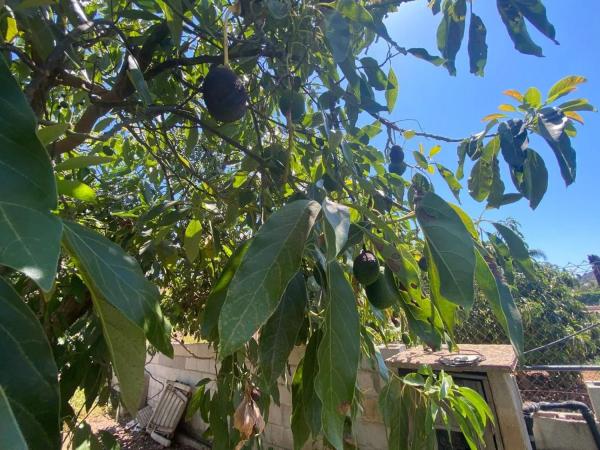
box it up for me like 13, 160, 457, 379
389, 145, 404, 163
279, 90, 305, 123
389, 162, 407, 176
322, 173, 341, 192
365, 266, 400, 309
202, 65, 248, 122
353, 250, 380, 285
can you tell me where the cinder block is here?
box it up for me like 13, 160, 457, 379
355, 421, 388, 449
278, 384, 293, 407
281, 404, 293, 427
185, 357, 216, 374
360, 397, 382, 423
264, 423, 285, 446
268, 404, 283, 426
157, 352, 174, 366
288, 346, 305, 366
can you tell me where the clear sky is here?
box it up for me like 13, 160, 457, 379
369, 0, 599, 268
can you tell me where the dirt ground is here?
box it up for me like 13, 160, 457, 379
85, 412, 195, 450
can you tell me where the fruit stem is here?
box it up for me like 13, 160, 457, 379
223, 14, 229, 67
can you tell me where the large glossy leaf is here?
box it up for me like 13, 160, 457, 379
437, 164, 462, 202
184, 219, 202, 263
468, 13, 487, 76
0, 57, 61, 291
498, 122, 527, 168
62, 221, 173, 356
468, 141, 494, 202
324, 11, 351, 63
512, 0, 557, 43
0, 387, 27, 450
522, 148, 548, 209
416, 192, 475, 309
322, 198, 350, 261
315, 261, 360, 450
54, 155, 114, 172
0, 278, 59, 450
201, 240, 251, 342
360, 57, 387, 91
496, 0, 543, 56
0, 56, 56, 211
56, 179, 96, 202
437, 0, 467, 75
474, 249, 524, 354
218, 200, 320, 357
291, 331, 322, 449
0, 203, 62, 291
538, 107, 576, 185
547, 76, 587, 103
386, 67, 398, 112
493, 223, 536, 279
259, 272, 307, 386
93, 295, 146, 416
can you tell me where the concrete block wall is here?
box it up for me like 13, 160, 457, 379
144, 343, 392, 449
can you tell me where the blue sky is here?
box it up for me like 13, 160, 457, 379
368, 1, 599, 268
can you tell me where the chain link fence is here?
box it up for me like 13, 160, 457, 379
455, 297, 600, 407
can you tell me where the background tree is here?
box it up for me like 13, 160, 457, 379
0, 0, 595, 449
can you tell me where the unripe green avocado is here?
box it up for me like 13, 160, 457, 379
279, 91, 305, 123
353, 250, 380, 285
365, 266, 400, 309
202, 66, 248, 123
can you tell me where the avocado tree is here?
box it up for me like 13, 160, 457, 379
0, 0, 595, 449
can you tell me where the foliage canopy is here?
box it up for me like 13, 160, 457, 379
0, 0, 595, 448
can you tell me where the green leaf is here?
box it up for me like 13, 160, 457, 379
413, 150, 429, 170
523, 87, 542, 109
437, 163, 462, 202
218, 200, 320, 357
201, 240, 251, 342
54, 155, 114, 171
496, 0, 543, 56
158, 0, 183, 46
360, 57, 387, 91
0, 56, 56, 211
498, 122, 526, 168
322, 198, 350, 262
337, 0, 373, 25
259, 272, 307, 386
468, 13, 487, 76
468, 152, 493, 202
0, 278, 60, 450
315, 261, 360, 450
407, 48, 445, 66
56, 179, 96, 202
437, 0, 467, 75
559, 98, 596, 112
416, 192, 475, 309
522, 148, 548, 209
0, 387, 27, 450
62, 221, 173, 356
184, 219, 203, 263
537, 107, 576, 185
547, 75, 586, 103
126, 55, 153, 105
324, 11, 351, 63
493, 222, 536, 279
37, 123, 68, 145
93, 296, 146, 416
512, 0, 557, 43
292, 331, 322, 449
474, 249, 523, 354
385, 67, 398, 112
0, 203, 62, 291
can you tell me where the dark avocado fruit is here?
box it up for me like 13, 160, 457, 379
390, 145, 404, 163
279, 90, 305, 123
365, 266, 400, 309
418, 255, 428, 272
202, 65, 248, 123
322, 173, 340, 192
353, 250, 380, 286
389, 162, 407, 176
